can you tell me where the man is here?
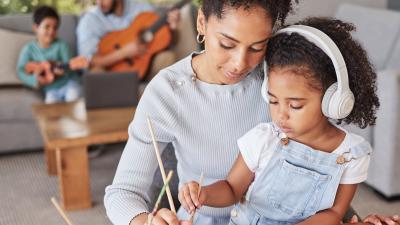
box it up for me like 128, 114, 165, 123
77, 0, 180, 72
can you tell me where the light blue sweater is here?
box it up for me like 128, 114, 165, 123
104, 53, 271, 225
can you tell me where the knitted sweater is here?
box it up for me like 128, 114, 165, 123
104, 52, 271, 225
16, 39, 79, 92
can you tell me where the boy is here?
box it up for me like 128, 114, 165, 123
17, 6, 81, 104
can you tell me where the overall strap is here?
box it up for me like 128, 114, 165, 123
336, 140, 372, 164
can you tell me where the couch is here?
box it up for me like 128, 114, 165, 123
288, 0, 400, 198
333, 3, 400, 198
293, 2, 400, 198
0, 4, 198, 154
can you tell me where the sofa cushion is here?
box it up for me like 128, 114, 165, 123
0, 14, 78, 54
0, 121, 43, 153
170, 4, 199, 60
368, 69, 400, 196
335, 4, 400, 70
386, 36, 400, 70
0, 28, 35, 86
0, 87, 42, 121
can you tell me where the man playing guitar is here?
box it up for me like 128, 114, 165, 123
77, 0, 180, 75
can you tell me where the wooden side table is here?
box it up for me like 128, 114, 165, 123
32, 100, 135, 210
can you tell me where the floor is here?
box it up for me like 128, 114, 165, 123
353, 183, 400, 217
0, 143, 398, 225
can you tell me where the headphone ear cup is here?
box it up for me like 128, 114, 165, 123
338, 90, 355, 119
322, 82, 355, 119
322, 83, 338, 118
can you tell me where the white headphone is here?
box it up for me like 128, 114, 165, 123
261, 25, 355, 119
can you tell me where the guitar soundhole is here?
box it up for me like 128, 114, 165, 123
125, 58, 134, 66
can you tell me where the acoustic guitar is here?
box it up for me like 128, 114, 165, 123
98, 0, 191, 80
25, 56, 89, 83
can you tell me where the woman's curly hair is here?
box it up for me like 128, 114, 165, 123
199, 0, 299, 26
265, 17, 379, 128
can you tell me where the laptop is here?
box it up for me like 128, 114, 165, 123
83, 72, 139, 109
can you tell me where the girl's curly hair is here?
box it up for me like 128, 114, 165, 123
199, 0, 299, 26
265, 17, 379, 128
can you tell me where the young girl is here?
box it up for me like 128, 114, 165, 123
178, 17, 380, 225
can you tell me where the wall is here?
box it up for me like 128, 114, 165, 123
286, 0, 387, 23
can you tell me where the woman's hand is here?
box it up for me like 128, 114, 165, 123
178, 181, 203, 214
142, 209, 192, 225
349, 214, 400, 225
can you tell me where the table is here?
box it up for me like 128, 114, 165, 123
32, 100, 135, 210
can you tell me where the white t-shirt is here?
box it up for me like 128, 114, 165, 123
237, 123, 371, 186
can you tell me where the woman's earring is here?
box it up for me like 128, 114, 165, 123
196, 33, 205, 44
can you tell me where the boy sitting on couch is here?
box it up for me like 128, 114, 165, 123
16, 6, 82, 104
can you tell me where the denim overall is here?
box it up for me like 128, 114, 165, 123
229, 130, 371, 225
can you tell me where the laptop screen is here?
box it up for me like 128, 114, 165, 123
83, 72, 139, 109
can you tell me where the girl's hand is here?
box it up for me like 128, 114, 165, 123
178, 181, 202, 214
349, 214, 400, 225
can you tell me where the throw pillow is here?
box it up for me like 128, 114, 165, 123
0, 28, 35, 86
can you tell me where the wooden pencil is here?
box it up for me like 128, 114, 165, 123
147, 117, 176, 213
51, 197, 76, 225
189, 172, 204, 223
146, 170, 174, 225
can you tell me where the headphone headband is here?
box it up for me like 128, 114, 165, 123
262, 25, 355, 119
276, 25, 349, 94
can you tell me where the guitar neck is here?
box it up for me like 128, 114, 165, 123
147, 0, 191, 34
25, 56, 88, 75
52, 62, 70, 71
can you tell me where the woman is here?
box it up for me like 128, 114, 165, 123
104, 1, 399, 225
